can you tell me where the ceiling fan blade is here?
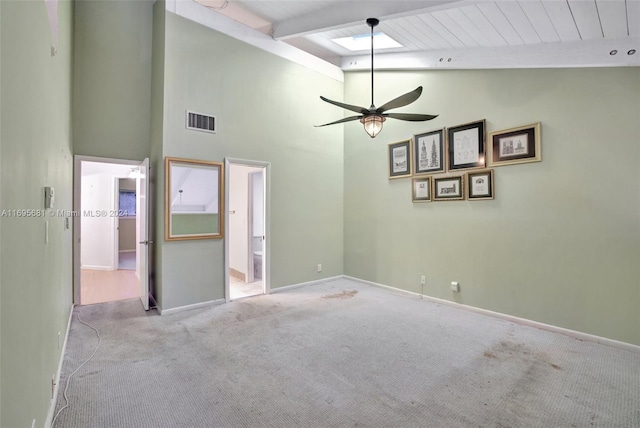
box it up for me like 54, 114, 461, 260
315, 115, 363, 127
320, 96, 369, 114
376, 87, 423, 113
385, 112, 438, 122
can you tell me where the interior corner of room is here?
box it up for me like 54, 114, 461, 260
1, 0, 639, 427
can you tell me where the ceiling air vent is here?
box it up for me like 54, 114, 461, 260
186, 110, 216, 134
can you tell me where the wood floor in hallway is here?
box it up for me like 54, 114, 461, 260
81, 269, 139, 305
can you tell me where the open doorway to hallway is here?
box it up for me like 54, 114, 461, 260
227, 161, 268, 300
74, 157, 150, 308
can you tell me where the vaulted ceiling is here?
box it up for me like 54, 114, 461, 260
193, 0, 639, 70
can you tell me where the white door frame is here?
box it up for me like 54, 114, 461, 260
73, 155, 148, 306
224, 158, 270, 302
247, 173, 255, 284
113, 177, 121, 270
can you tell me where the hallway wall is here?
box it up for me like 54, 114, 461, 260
0, 1, 75, 426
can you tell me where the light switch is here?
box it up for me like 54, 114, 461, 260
44, 187, 55, 209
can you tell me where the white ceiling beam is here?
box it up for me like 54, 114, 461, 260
272, 0, 473, 40
341, 36, 640, 70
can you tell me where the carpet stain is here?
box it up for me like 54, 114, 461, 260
323, 290, 358, 299
483, 340, 563, 374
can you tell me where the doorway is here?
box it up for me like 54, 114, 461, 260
73, 156, 150, 309
225, 159, 269, 301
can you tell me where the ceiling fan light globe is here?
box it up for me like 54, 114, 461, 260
361, 115, 385, 138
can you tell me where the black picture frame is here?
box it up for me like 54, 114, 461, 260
448, 119, 486, 171
433, 175, 465, 201
413, 128, 445, 175
467, 169, 494, 200
488, 122, 541, 167
388, 140, 412, 179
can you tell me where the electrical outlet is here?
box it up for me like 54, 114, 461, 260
420, 275, 426, 285
317, 264, 322, 273
451, 281, 460, 292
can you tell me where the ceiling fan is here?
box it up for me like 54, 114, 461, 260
316, 18, 438, 138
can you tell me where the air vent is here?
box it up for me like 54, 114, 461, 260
186, 110, 216, 133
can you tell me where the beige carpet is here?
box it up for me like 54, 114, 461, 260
54, 278, 640, 428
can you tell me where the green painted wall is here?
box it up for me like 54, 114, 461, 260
73, 0, 153, 160
0, 1, 74, 426
158, 13, 344, 310
0, 0, 3, 421
171, 213, 218, 235
344, 68, 640, 345
149, 0, 166, 309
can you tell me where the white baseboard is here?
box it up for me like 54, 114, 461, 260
81, 265, 112, 271
270, 276, 343, 294
345, 275, 640, 354
45, 304, 75, 428
159, 298, 226, 316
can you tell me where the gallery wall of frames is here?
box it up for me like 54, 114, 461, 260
387, 120, 542, 203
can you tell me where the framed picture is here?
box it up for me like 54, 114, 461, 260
488, 122, 541, 167
165, 157, 224, 241
433, 175, 464, 201
413, 129, 445, 175
467, 169, 494, 200
412, 177, 432, 202
388, 140, 412, 179
448, 120, 486, 171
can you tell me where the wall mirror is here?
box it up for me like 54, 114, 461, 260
165, 157, 224, 241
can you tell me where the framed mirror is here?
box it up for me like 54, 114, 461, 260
165, 157, 224, 241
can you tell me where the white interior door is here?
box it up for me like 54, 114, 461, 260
136, 158, 150, 310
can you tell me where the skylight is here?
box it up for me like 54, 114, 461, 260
332, 32, 402, 52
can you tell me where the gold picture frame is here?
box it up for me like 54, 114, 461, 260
488, 122, 541, 167
165, 157, 224, 241
412, 177, 432, 202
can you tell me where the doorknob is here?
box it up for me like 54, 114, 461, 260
139, 240, 154, 245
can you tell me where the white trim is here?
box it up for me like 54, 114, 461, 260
119, 249, 136, 253
80, 265, 112, 271
159, 298, 226, 316
344, 276, 640, 354
45, 304, 75, 428
166, 0, 343, 82
113, 177, 120, 272
341, 36, 640, 71
270, 276, 343, 294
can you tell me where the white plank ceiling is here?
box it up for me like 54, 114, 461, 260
193, 0, 639, 69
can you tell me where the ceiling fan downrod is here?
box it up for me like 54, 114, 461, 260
366, 17, 379, 109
